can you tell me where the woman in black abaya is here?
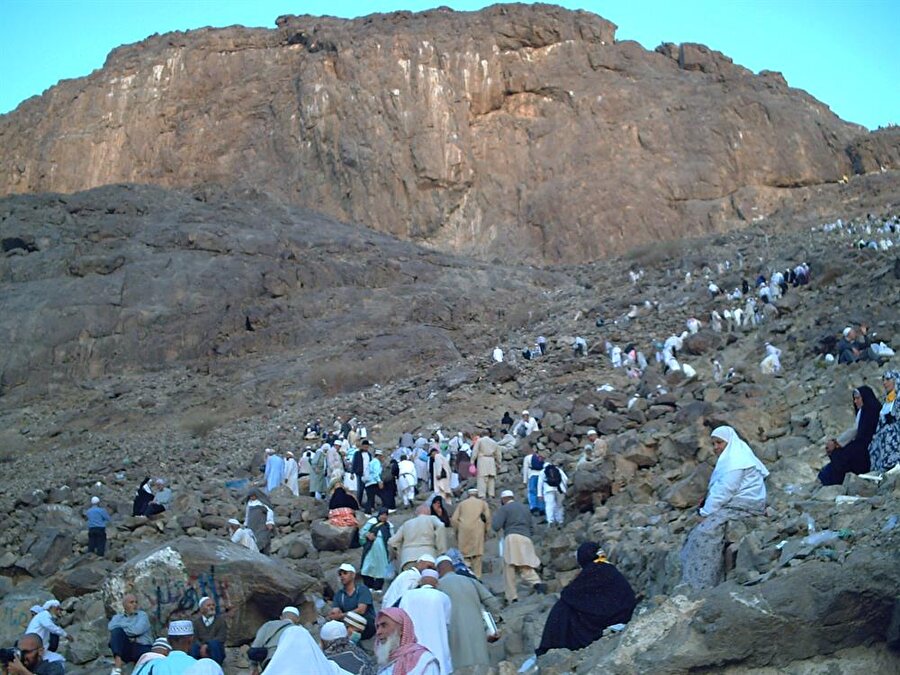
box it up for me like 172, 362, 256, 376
536, 542, 637, 656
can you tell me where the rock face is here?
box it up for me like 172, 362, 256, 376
101, 537, 316, 643
0, 4, 890, 263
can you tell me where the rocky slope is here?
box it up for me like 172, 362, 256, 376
1, 177, 899, 673
1, 3, 895, 262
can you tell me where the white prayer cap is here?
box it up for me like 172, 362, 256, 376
29, 605, 43, 614
167, 620, 194, 636
320, 620, 348, 641
843, 327, 853, 337
521, 410, 530, 415
91, 496, 100, 504
152, 637, 171, 651
420, 569, 439, 580
154, 478, 166, 485
416, 554, 436, 564
500, 489, 515, 499
43, 599, 60, 609
586, 429, 598, 436
286, 451, 294, 457
435, 555, 453, 565
338, 562, 356, 574
227, 518, 241, 526
282, 606, 300, 617
374, 448, 384, 455
467, 487, 479, 494
265, 447, 275, 454
344, 612, 366, 631
198, 596, 211, 609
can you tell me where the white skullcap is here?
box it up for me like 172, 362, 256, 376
500, 489, 515, 499
198, 596, 211, 609
152, 637, 171, 651
344, 612, 366, 631
43, 599, 60, 609
167, 620, 194, 636
91, 496, 100, 504
587, 429, 598, 436
320, 620, 348, 641
265, 447, 275, 454
227, 518, 241, 526
522, 410, 530, 415
282, 606, 300, 617
435, 555, 453, 565
416, 554, 436, 564
420, 569, 439, 580
843, 327, 852, 337
467, 487, 479, 494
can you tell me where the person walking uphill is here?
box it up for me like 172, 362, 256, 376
85, 495, 111, 556
470, 433, 503, 499
492, 490, 545, 602
680, 426, 769, 590
450, 488, 490, 578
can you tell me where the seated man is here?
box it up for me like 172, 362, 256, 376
248, 607, 300, 674
108, 594, 152, 674
319, 620, 375, 675
191, 597, 226, 665
837, 326, 873, 364
4, 633, 64, 675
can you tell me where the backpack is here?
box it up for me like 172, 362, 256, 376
530, 454, 544, 471
381, 459, 394, 483
544, 464, 563, 489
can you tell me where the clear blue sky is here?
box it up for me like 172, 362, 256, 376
1, 1, 897, 129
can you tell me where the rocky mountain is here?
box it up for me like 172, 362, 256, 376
1, 3, 894, 263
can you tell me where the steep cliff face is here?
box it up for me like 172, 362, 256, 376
0, 4, 875, 262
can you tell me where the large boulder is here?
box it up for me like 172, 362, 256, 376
100, 536, 316, 643
310, 520, 357, 552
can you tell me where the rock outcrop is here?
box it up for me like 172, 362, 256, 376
0, 4, 893, 262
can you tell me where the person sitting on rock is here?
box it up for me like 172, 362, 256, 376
868, 370, 900, 473
191, 597, 226, 666
836, 325, 874, 364
25, 601, 69, 666
319, 620, 376, 675
151, 620, 196, 673
819, 385, 880, 485
133, 638, 171, 672
343, 612, 368, 646
244, 488, 275, 554
4, 633, 64, 675
227, 518, 258, 552
511, 410, 539, 439
145, 479, 172, 516
328, 563, 376, 641
248, 607, 301, 674
263, 625, 342, 675
108, 594, 152, 675
680, 427, 768, 590
572, 337, 588, 357
328, 483, 361, 529
535, 542, 637, 657
132, 477, 154, 516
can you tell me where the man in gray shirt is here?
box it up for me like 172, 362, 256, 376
492, 490, 545, 602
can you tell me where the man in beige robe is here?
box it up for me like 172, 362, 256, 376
430, 447, 453, 503
586, 429, 608, 463
491, 490, 545, 602
470, 434, 503, 499
450, 488, 491, 577
388, 505, 447, 569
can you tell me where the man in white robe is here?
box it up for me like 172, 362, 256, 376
429, 448, 452, 503
397, 454, 417, 508
283, 452, 299, 497
381, 555, 436, 609
398, 572, 452, 675
263, 448, 285, 494
227, 518, 258, 552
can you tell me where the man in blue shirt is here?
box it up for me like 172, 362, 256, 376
85, 496, 111, 557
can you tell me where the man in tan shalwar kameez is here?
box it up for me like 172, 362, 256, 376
388, 505, 448, 569
470, 434, 503, 499
450, 488, 491, 577
430, 447, 453, 503
491, 490, 545, 602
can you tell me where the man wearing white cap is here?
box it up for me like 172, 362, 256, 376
320, 620, 375, 675
283, 451, 300, 497
25, 600, 69, 665
191, 597, 226, 665
388, 506, 447, 570
398, 571, 452, 675
429, 447, 452, 504
227, 518, 258, 552
133, 637, 171, 672
249, 607, 300, 673
151, 620, 196, 674
450, 489, 490, 578
511, 411, 539, 439
381, 554, 436, 609
585, 429, 608, 464
85, 495, 111, 556
492, 491, 545, 602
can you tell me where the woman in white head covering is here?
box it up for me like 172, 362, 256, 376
868, 370, 900, 472
263, 625, 350, 674
680, 426, 769, 590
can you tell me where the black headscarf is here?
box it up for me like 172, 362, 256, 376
821, 385, 881, 484
536, 541, 637, 656
328, 486, 360, 511
429, 495, 452, 527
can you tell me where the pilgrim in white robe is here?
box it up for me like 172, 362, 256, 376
399, 587, 452, 675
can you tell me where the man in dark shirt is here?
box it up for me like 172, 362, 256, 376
191, 597, 227, 665
328, 563, 376, 640
4, 634, 64, 675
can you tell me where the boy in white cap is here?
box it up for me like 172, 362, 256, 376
320, 620, 375, 674
85, 495, 111, 556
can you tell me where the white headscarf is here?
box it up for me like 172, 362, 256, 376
184, 658, 225, 675
709, 426, 769, 483
263, 625, 348, 675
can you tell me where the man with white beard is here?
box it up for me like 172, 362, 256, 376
398, 572, 451, 675
373, 608, 439, 675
